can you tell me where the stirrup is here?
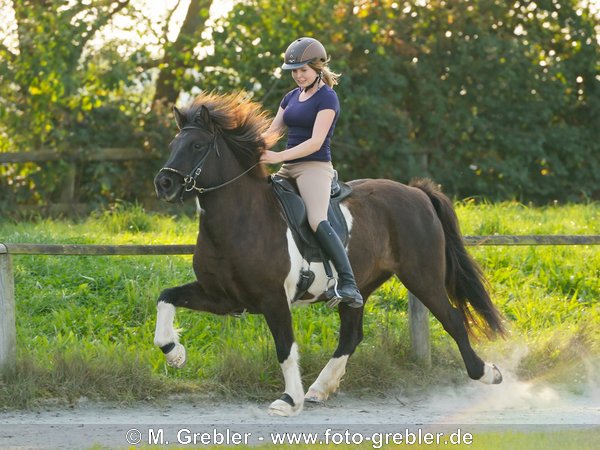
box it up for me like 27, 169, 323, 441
325, 278, 342, 308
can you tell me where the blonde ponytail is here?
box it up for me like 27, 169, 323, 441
309, 59, 341, 87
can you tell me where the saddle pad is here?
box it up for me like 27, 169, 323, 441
270, 175, 351, 263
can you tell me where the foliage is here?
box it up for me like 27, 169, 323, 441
0, 0, 599, 207
0, 203, 598, 407
201, 0, 600, 202
0, 0, 173, 207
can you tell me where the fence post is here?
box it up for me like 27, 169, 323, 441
59, 160, 77, 204
408, 291, 431, 367
0, 244, 16, 374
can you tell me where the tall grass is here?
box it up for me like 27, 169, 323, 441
0, 202, 598, 408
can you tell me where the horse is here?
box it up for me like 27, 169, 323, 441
153, 91, 505, 417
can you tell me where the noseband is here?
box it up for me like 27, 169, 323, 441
159, 125, 259, 195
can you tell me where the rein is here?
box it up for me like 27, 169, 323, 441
159, 125, 259, 195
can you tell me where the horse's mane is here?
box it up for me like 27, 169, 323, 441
181, 92, 280, 173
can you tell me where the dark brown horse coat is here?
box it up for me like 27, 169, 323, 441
153, 92, 504, 417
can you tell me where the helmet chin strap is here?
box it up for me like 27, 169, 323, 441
303, 72, 322, 92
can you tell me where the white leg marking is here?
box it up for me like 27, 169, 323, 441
154, 301, 177, 347
268, 343, 304, 416
305, 355, 349, 402
478, 362, 503, 384
154, 301, 186, 368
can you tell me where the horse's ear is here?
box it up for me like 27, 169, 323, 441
173, 106, 186, 130
194, 105, 214, 132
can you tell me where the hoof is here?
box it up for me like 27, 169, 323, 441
165, 343, 186, 368
268, 398, 302, 417
305, 389, 327, 403
478, 362, 503, 384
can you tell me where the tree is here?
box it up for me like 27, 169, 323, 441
0, 0, 204, 205
1, 0, 132, 147
200, 0, 599, 201
152, 0, 213, 109
1, 0, 598, 208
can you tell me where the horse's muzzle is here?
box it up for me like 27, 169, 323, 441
154, 170, 182, 202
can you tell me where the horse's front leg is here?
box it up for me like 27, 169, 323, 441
305, 304, 364, 402
263, 306, 304, 417
154, 281, 232, 368
154, 297, 186, 368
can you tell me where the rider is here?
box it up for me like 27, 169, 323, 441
260, 37, 363, 308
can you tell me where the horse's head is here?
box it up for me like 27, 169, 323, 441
155, 92, 279, 202
154, 105, 219, 202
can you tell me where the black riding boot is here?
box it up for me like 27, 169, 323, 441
314, 220, 363, 308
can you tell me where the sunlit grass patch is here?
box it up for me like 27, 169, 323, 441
0, 346, 168, 409
456, 200, 600, 235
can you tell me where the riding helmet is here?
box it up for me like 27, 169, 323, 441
281, 37, 328, 70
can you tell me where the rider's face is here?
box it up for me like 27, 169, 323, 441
291, 65, 318, 89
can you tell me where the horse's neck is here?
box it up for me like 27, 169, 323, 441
198, 175, 276, 235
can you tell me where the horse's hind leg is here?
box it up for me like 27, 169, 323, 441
306, 302, 365, 402
403, 277, 501, 384
263, 305, 304, 417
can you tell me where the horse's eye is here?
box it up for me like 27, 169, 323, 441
194, 143, 202, 149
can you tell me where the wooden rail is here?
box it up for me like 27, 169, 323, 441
0, 148, 158, 163
1, 148, 161, 209
2, 235, 599, 256
1, 244, 195, 256
1, 235, 599, 373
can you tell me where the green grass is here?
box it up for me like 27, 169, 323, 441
1, 201, 599, 408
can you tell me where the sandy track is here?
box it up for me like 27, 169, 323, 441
1, 371, 599, 449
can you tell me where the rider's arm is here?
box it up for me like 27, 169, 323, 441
261, 107, 286, 148
268, 107, 286, 134
260, 109, 335, 164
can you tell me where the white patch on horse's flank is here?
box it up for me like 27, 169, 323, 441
283, 229, 304, 306
153, 301, 178, 347
283, 205, 355, 305
340, 204, 353, 248
306, 355, 349, 401
303, 262, 336, 300
282, 249, 331, 305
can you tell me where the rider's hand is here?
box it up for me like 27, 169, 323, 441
260, 150, 283, 165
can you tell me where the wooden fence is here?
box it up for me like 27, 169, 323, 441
1, 235, 600, 374
0, 148, 157, 164
0, 149, 160, 210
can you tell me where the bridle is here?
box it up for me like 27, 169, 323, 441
158, 125, 259, 195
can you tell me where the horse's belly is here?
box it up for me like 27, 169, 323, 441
283, 205, 353, 306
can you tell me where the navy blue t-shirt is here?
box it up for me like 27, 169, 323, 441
280, 85, 340, 163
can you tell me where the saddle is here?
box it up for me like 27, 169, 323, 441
270, 171, 352, 302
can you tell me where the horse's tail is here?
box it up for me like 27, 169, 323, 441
409, 178, 505, 338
